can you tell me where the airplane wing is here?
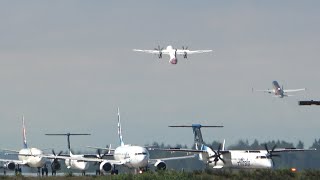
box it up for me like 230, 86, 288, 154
133, 49, 169, 55
41, 154, 123, 165
0, 158, 26, 165
283, 88, 306, 93
151, 147, 229, 154
255, 89, 274, 93
176, 49, 212, 55
148, 154, 197, 165
0, 149, 20, 153
273, 148, 316, 153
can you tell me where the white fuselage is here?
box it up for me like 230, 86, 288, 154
113, 145, 149, 169
18, 148, 46, 168
164, 46, 178, 64
205, 150, 273, 169
65, 153, 90, 171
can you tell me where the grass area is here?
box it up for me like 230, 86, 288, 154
1, 169, 320, 180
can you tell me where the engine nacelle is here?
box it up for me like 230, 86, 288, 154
154, 160, 166, 170
51, 160, 61, 171
100, 161, 112, 173
4, 162, 15, 170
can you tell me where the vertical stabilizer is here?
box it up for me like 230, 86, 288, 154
192, 124, 205, 150
117, 107, 124, 146
22, 115, 28, 149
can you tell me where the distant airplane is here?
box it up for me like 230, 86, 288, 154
133, 45, 212, 64
45, 133, 92, 176
45, 108, 195, 175
153, 124, 315, 169
0, 116, 61, 176
255, 81, 306, 98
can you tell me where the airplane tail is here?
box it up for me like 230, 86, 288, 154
117, 107, 125, 147
45, 133, 90, 154
169, 124, 223, 150
22, 115, 28, 149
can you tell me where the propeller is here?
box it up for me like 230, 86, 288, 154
264, 144, 280, 167
154, 45, 163, 58
182, 46, 188, 58
52, 149, 63, 156
208, 144, 225, 166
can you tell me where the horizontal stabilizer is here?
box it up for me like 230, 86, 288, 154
169, 124, 223, 128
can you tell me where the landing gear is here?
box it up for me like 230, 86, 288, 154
52, 170, 57, 176
15, 165, 21, 176
111, 164, 118, 175
81, 170, 86, 176
96, 169, 101, 175
111, 169, 118, 175
41, 165, 48, 176
37, 167, 41, 176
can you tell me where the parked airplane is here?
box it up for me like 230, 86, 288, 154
133, 45, 212, 64
0, 116, 61, 175
44, 108, 196, 175
153, 124, 315, 169
45, 133, 91, 176
255, 81, 306, 98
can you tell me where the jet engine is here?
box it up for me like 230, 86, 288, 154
154, 160, 166, 170
4, 162, 15, 170
100, 161, 112, 173
51, 159, 61, 171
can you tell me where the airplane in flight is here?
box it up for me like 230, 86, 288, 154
44, 108, 196, 175
133, 45, 212, 64
45, 133, 92, 176
0, 116, 61, 175
152, 124, 315, 169
255, 81, 306, 98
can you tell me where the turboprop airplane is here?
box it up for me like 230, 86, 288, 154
0, 116, 61, 175
153, 124, 315, 169
45, 133, 92, 176
255, 81, 306, 98
44, 108, 196, 175
133, 45, 212, 64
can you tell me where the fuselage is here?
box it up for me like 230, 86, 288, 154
18, 148, 46, 168
272, 81, 284, 97
113, 145, 149, 169
166, 46, 178, 64
65, 153, 90, 171
206, 150, 273, 169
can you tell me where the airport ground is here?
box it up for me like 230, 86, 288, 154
1, 169, 320, 180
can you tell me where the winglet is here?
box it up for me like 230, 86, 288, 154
22, 115, 28, 149
118, 107, 124, 146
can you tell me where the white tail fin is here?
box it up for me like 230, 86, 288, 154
117, 107, 124, 146
22, 115, 28, 148
222, 139, 225, 151
108, 144, 112, 154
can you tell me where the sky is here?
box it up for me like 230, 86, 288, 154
0, 0, 320, 152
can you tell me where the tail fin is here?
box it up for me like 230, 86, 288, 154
45, 133, 90, 154
22, 116, 28, 149
222, 139, 226, 151
169, 124, 223, 150
117, 107, 124, 146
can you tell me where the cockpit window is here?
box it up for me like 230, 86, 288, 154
135, 152, 147, 155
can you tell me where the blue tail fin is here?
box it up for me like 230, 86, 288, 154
22, 116, 28, 149
117, 107, 124, 146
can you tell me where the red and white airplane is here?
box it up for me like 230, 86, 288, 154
255, 81, 306, 98
133, 45, 212, 64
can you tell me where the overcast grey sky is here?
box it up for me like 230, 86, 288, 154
0, 1, 319, 151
